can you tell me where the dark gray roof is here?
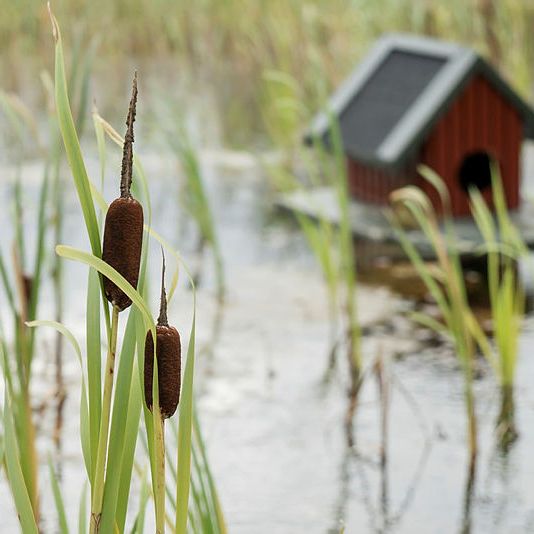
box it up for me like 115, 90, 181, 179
305, 34, 534, 170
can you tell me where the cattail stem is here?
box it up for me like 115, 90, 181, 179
90, 305, 120, 534
154, 410, 166, 534
155, 251, 167, 533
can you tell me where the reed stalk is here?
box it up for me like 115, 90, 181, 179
328, 112, 362, 446
390, 168, 481, 470
154, 410, 166, 533
0, 8, 224, 532
469, 167, 526, 449
90, 305, 119, 533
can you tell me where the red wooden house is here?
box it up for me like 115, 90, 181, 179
306, 34, 534, 217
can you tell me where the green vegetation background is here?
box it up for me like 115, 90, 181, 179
1, 0, 532, 147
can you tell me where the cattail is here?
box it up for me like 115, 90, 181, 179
102, 73, 144, 311
144, 253, 181, 418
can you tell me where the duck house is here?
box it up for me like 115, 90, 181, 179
305, 34, 534, 217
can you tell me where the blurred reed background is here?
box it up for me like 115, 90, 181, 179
0, 0, 533, 147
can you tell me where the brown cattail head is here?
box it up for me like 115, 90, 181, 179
144, 254, 181, 418
102, 73, 143, 311
102, 197, 144, 310
144, 325, 181, 418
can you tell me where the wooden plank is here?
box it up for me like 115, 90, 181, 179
276, 186, 534, 259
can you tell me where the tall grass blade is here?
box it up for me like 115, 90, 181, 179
26, 319, 91, 476
131, 473, 150, 534
115, 371, 143, 533
192, 409, 227, 533
175, 311, 196, 534
28, 169, 50, 360
86, 268, 102, 481
99, 310, 141, 533
168, 127, 224, 299
55, 245, 155, 335
50, 7, 101, 260
79, 484, 88, 534
3, 394, 39, 534
0, 248, 16, 315
48, 457, 69, 534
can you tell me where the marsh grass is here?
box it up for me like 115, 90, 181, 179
53, 9, 224, 531
469, 164, 527, 449
0, 85, 49, 529
0, 8, 224, 532
391, 164, 528, 461
266, 144, 340, 376
262, 70, 362, 445
2, 1, 534, 147
390, 167, 483, 471
0, 35, 95, 528
49, 29, 97, 409
166, 120, 225, 302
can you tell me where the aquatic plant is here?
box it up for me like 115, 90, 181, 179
144, 254, 182, 419
102, 75, 144, 312
166, 121, 225, 301
469, 164, 527, 449
392, 165, 528, 457
0, 8, 225, 532
144, 253, 182, 533
0, 85, 49, 529
327, 114, 363, 446
3, 0, 533, 147
261, 71, 341, 372
0, 30, 99, 528
87, 73, 144, 534
266, 152, 341, 375
390, 167, 483, 472
262, 70, 362, 445
52, 9, 226, 531
39, 32, 97, 421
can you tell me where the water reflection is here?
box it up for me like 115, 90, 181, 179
460, 464, 476, 534
330, 359, 434, 533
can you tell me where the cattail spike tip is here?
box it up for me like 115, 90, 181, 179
102, 72, 143, 312
120, 72, 138, 198
158, 248, 168, 327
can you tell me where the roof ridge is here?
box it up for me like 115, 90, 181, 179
305, 33, 534, 169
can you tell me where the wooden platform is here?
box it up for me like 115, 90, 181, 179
276, 186, 534, 260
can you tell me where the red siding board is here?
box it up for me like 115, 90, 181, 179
419, 74, 522, 216
451, 98, 464, 213
347, 158, 414, 205
347, 75, 523, 217
509, 108, 521, 207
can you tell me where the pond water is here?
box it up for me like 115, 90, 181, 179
2, 136, 534, 534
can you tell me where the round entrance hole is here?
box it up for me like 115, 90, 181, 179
457, 151, 492, 192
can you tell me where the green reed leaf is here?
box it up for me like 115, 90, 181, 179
175, 310, 196, 534
55, 245, 155, 335
48, 457, 69, 534
3, 394, 38, 534
51, 8, 101, 259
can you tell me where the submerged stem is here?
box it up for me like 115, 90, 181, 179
120, 72, 138, 198
465, 381, 478, 473
90, 305, 120, 534
496, 383, 517, 450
